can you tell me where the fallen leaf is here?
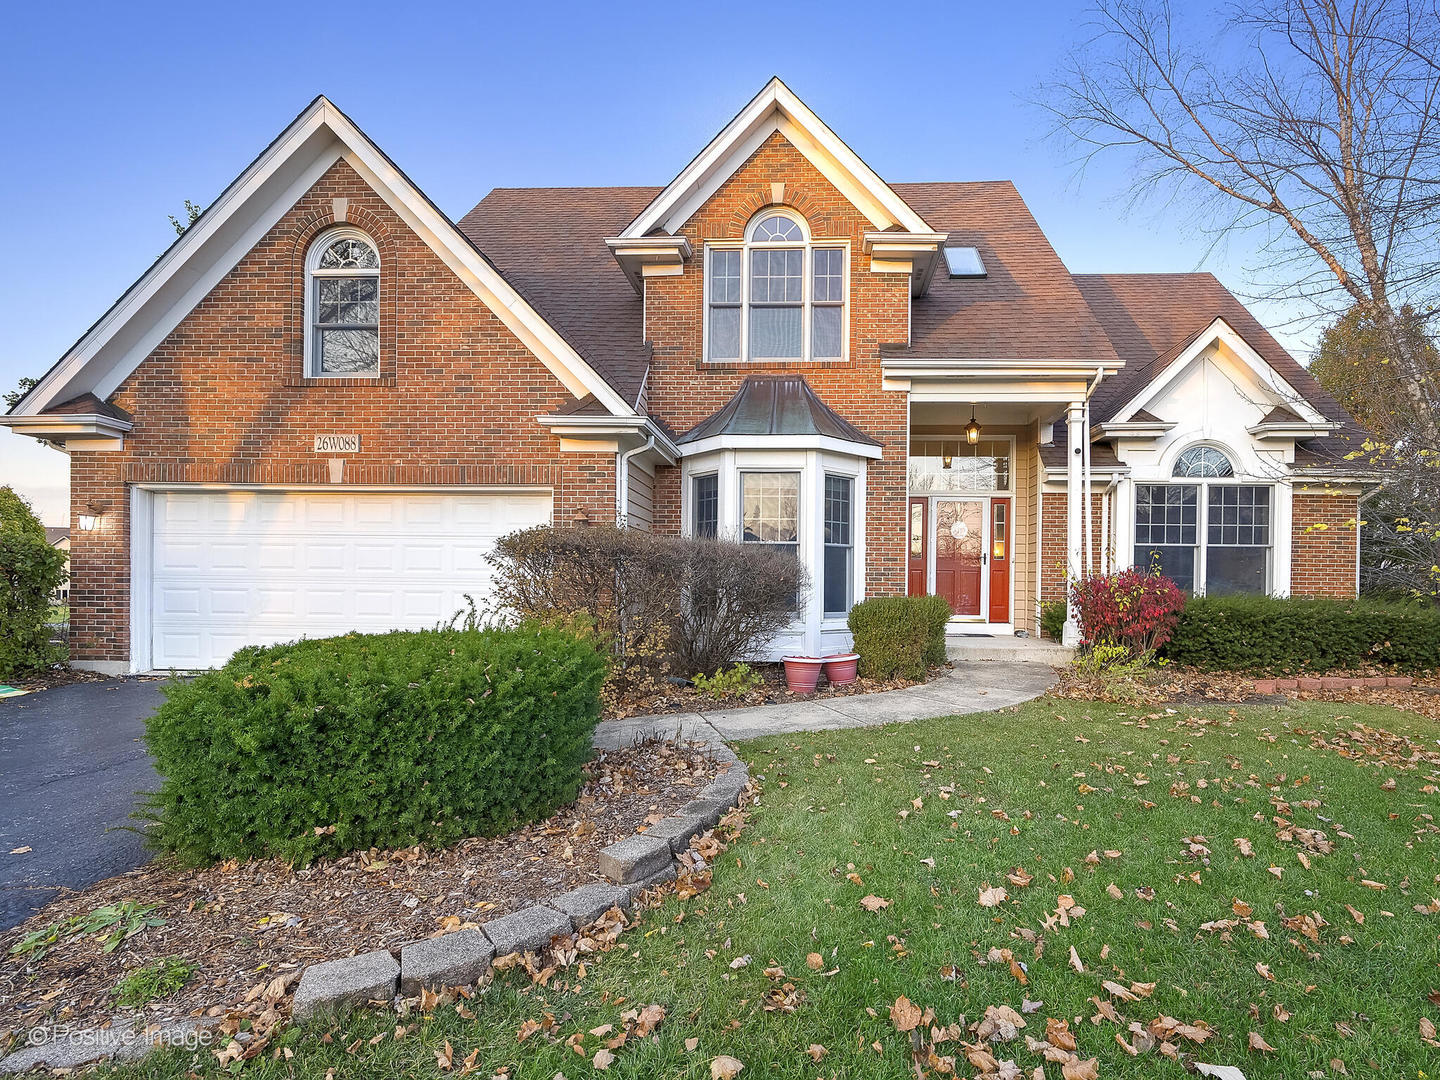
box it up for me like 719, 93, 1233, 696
890, 995, 923, 1032
710, 1055, 745, 1079
1256, 962, 1276, 982
806, 1044, 828, 1062
1062, 1057, 1099, 1080
593, 1048, 615, 1070
978, 884, 1009, 907
859, 895, 891, 912
1248, 1031, 1276, 1052
8, 846, 32, 855
806, 952, 823, 970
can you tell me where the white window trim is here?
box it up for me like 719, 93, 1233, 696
702, 209, 851, 365
304, 226, 381, 379
1128, 478, 1278, 601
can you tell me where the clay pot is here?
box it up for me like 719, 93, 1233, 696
782, 655, 825, 694
822, 652, 860, 686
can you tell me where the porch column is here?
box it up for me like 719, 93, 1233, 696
1062, 400, 1085, 646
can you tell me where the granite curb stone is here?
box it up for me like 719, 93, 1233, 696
292, 949, 399, 1020
597, 832, 673, 883
481, 904, 572, 958
625, 863, 678, 899
400, 929, 494, 994
549, 881, 632, 927
642, 810, 715, 854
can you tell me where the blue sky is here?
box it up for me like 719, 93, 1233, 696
0, 0, 1300, 525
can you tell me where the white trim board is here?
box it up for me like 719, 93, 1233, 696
619, 77, 934, 240
7, 96, 636, 426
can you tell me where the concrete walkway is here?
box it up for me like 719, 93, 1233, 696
594, 660, 1058, 749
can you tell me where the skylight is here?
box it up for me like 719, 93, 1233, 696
944, 246, 986, 277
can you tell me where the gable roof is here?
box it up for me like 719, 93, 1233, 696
1073, 273, 1366, 471
7, 96, 638, 423
885, 182, 1119, 365
619, 77, 934, 239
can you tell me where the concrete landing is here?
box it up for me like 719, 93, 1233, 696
945, 634, 1074, 664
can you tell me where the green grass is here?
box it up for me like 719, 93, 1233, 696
106, 699, 1440, 1079
113, 957, 197, 1008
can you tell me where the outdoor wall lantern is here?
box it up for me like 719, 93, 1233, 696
964, 405, 982, 445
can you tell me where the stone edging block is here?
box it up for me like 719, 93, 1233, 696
597, 832, 673, 884
550, 881, 631, 927
400, 929, 494, 994
481, 904, 572, 958
292, 949, 399, 1020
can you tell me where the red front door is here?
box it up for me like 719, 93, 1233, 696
934, 498, 984, 617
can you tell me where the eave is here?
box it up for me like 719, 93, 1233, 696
1247, 420, 1340, 441
605, 235, 693, 294
535, 413, 681, 463
1092, 420, 1177, 441
0, 412, 132, 450
863, 231, 948, 296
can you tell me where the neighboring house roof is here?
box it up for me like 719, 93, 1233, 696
45, 526, 69, 546
885, 182, 1120, 366
458, 187, 656, 407
41, 393, 134, 422
678, 375, 881, 447
1073, 273, 1367, 473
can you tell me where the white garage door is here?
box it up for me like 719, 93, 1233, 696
148, 489, 551, 669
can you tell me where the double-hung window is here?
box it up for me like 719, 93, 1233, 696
1133, 446, 1272, 595
823, 474, 854, 617
706, 211, 846, 363
692, 473, 719, 539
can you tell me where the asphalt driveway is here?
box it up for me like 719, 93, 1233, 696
0, 679, 168, 930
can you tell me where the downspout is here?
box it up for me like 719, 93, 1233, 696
615, 434, 656, 527
1100, 475, 1118, 572
1082, 366, 1105, 575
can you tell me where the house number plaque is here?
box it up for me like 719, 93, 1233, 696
313, 434, 360, 453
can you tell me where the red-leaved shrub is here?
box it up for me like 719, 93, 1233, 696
1070, 567, 1186, 657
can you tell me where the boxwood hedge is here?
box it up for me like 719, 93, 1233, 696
142, 625, 607, 864
847, 595, 952, 681
1159, 594, 1440, 673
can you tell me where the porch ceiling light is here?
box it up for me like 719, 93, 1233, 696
964, 406, 982, 446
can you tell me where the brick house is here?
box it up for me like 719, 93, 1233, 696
2, 80, 1374, 674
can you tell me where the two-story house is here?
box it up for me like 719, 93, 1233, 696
2, 79, 1370, 673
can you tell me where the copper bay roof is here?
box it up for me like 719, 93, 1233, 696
678, 375, 880, 446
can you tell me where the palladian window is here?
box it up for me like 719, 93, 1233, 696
1133, 445, 1272, 595
706, 211, 847, 363
306, 230, 380, 376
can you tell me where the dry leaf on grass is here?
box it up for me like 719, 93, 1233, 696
1248, 1031, 1276, 1052
859, 894, 891, 912
978, 884, 1008, 907
890, 995, 923, 1031
806, 1044, 827, 1062
710, 1055, 745, 1079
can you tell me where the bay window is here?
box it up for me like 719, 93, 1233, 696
1133, 446, 1272, 595
705, 211, 847, 363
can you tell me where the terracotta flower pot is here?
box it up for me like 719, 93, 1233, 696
782, 655, 825, 694
822, 652, 860, 686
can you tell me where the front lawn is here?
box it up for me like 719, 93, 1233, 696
112, 698, 1439, 1079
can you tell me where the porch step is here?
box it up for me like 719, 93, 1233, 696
946, 635, 1074, 666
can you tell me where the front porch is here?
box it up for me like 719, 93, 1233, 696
887, 355, 1121, 645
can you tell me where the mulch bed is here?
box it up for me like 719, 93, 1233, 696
604, 661, 948, 720
2, 665, 112, 693
0, 739, 721, 1048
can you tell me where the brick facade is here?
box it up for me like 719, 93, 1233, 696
1290, 490, 1361, 597
67, 160, 615, 664
642, 132, 911, 595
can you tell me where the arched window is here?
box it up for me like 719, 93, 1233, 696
1134, 443, 1271, 595
706, 210, 846, 363
306, 229, 380, 376
1173, 445, 1234, 478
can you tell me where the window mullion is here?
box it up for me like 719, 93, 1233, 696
802, 245, 812, 363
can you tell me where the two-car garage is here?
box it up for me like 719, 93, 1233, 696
141, 489, 551, 670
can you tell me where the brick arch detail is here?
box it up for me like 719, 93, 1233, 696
285, 208, 399, 380
725, 192, 842, 240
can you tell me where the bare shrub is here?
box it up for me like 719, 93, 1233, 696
486, 526, 806, 691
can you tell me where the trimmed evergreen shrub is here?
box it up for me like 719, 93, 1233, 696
0, 486, 67, 681
847, 595, 953, 680
1040, 601, 1067, 643
142, 625, 607, 865
1160, 594, 1440, 673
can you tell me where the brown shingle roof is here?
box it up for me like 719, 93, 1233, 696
458, 187, 658, 408
887, 182, 1119, 365
41, 393, 133, 422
